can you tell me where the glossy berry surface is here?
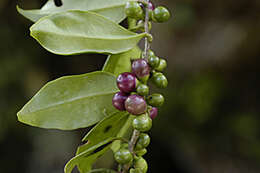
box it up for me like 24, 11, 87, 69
125, 95, 147, 115
137, 84, 149, 96
152, 72, 168, 88
148, 50, 155, 57
114, 148, 133, 164
148, 56, 160, 68
153, 6, 170, 23
155, 58, 167, 72
149, 107, 158, 119
125, 1, 144, 20
112, 92, 128, 111
132, 59, 150, 78
135, 148, 147, 157
132, 114, 152, 132
135, 133, 150, 150
147, 93, 164, 107
134, 157, 148, 173
117, 72, 136, 93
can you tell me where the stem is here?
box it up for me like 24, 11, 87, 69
143, 0, 151, 59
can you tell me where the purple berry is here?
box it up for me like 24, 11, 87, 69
125, 95, 147, 115
132, 59, 150, 78
149, 107, 158, 119
112, 92, 128, 111
117, 72, 137, 93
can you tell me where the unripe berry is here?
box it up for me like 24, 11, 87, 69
134, 157, 148, 173
148, 50, 155, 57
148, 56, 160, 68
112, 92, 128, 111
147, 93, 164, 107
155, 58, 167, 72
132, 114, 152, 132
132, 59, 150, 78
153, 6, 170, 23
130, 168, 142, 173
149, 107, 158, 119
152, 72, 168, 88
125, 95, 147, 115
135, 133, 150, 150
117, 72, 136, 93
137, 84, 149, 96
135, 148, 147, 157
114, 148, 133, 164
125, 2, 144, 20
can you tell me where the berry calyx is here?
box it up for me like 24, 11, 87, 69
135, 133, 150, 150
132, 59, 150, 79
149, 107, 158, 119
147, 93, 164, 107
114, 148, 133, 164
153, 6, 170, 23
117, 72, 137, 93
152, 72, 168, 88
155, 58, 167, 72
137, 84, 149, 96
148, 56, 160, 69
125, 1, 144, 20
125, 95, 147, 115
132, 113, 152, 132
112, 91, 128, 111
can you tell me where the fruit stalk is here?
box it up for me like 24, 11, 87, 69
143, 0, 151, 59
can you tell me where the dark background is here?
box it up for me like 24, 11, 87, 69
0, 0, 260, 172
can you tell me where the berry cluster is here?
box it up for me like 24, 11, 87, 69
112, 1, 170, 172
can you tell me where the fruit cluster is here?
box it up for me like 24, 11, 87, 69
112, 1, 170, 172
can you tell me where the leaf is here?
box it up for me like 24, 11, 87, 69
30, 11, 146, 55
102, 46, 142, 76
17, 0, 134, 23
76, 111, 129, 173
17, 71, 119, 130
88, 169, 117, 173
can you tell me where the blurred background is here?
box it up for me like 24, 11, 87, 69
0, 0, 260, 172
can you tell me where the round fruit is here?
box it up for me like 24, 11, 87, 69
135, 133, 150, 150
148, 56, 160, 68
137, 84, 149, 96
134, 157, 148, 173
155, 58, 167, 72
148, 50, 155, 57
114, 148, 133, 164
132, 114, 152, 132
147, 93, 164, 107
153, 6, 170, 23
117, 72, 136, 93
152, 72, 168, 88
135, 148, 147, 157
149, 107, 158, 119
125, 1, 144, 20
112, 91, 128, 111
132, 59, 150, 78
125, 95, 147, 115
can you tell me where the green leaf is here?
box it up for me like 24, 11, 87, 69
88, 169, 117, 173
17, 71, 119, 130
30, 11, 146, 55
17, 0, 134, 23
102, 46, 142, 76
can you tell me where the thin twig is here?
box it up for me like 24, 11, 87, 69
143, 0, 151, 59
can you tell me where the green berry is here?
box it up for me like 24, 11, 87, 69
134, 157, 148, 173
155, 59, 167, 72
147, 93, 164, 107
137, 84, 149, 96
135, 133, 150, 150
114, 148, 133, 164
152, 72, 168, 88
153, 6, 170, 23
148, 56, 160, 68
132, 114, 152, 132
130, 168, 143, 173
125, 2, 144, 20
148, 50, 155, 57
135, 148, 147, 157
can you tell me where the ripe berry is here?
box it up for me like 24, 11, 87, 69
125, 1, 144, 20
134, 157, 148, 173
125, 95, 147, 115
117, 72, 136, 93
114, 148, 133, 164
132, 59, 150, 78
148, 56, 160, 68
135, 148, 147, 157
135, 133, 150, 150
137, 84, 149, 96
153, 6, 170, 23
149, 107, 158, 119
147, 93, 164, 107
155, 58, 167, 72
132, 114, 152, 132
112, 92, 128, 111
152, 72, 168, 88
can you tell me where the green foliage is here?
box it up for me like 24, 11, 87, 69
17, 71, 119, 130
30, 11, 146, 55
88, 169, 117, 173
17, 0, 134, 23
